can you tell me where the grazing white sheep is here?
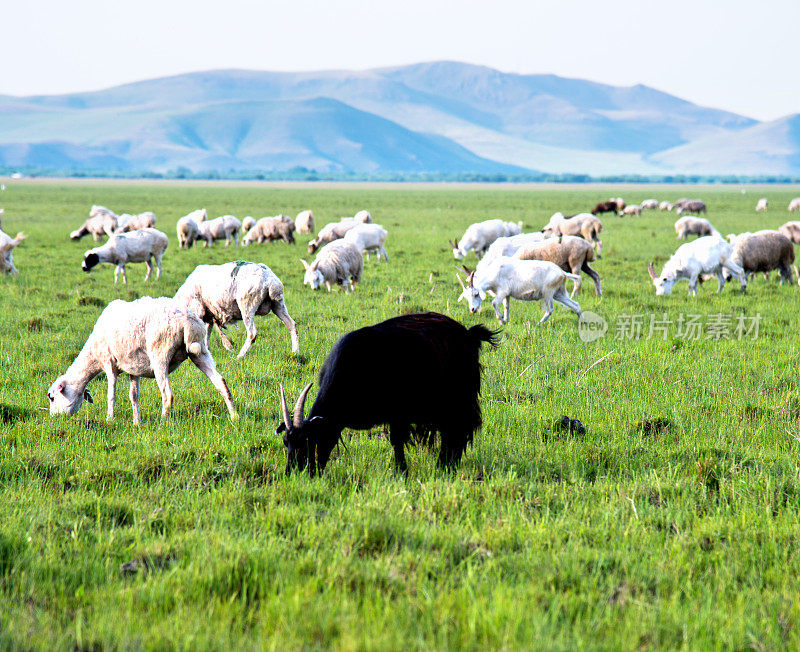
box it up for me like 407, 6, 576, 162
353, 210, 372, 223
47, 297, 237, 424
116, 211, 157, 233
175, 261, 299, 358
301, 240, 363, 293
198, 215, 242, 247
675, 216, 720, 240
480, 232, 547, 267
71, 210, 118, 241
81, 227, 169, 284
342, 223, 389, 261
242, 215, 296, 246
457, 257, 581, 324
675, 200, 706, 216
755, 198, 769, 212
788, 198, 800, 212
659, 201, 674, 211
451, 219, 523, 259
308, 220, 358, 254
620, 204, 642, 216
648, 235, 746, 296
640, 199, 659, 210
242, 216, 257, 234
0, 228, 26, 275
542, 212, 604, 257
176, 208, 207, 249
296, 210, 315, 234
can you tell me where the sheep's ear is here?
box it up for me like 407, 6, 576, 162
83, 389, 94, 404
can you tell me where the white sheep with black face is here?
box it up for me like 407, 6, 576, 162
81, 227, 168, 283
47, 296, 237, 424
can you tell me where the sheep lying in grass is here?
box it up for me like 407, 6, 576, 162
302, 240, 363, 293
81, 228, 169, 284
198, 215, 242, 247
675, 216, 719, 240
514, 235, 602, 297
308, 220, 358, 254
242, 215, 296, 245
725, 230, 796, 284
0, 228, 26, 275
116, 211, 156, 233
296, 210, 315, 234
176, 209, 207, 249
48, 296, 237, 424
457, 257, 581, 324
175, 261, 299, 358
342, 223, 389, 261
70, 209, 118, 241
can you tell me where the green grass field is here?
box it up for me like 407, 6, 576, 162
2, 181, 800, 649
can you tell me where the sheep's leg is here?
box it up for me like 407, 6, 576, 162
716, 270, 726, 293
569, 267, 583, 298
224, 232, 231, 248
105, 367, 118, 421
503, 297, 510, 323
143, 258, 153, 281
216, 322, 235, 352
539, 297, 555, 324
189, 350, 238, 420
779, 263, 792, 284
325, 281, 332, 292
581, 261, 602, 296
437, 431, 466, 470
129, 376, 141, 425
389, 423, 409, 473
342, 279, 351, 294
688, 275, 699, 296
114, 264, 127, 284
205, 322, 214, 349
381, 247, 389, 262
595, 239, 602, 258
237, 305, 259, 359
153, 365, 173, 424
272, 300, 299, 353
233, 232, 239, 247
491, 295, 505, 323
155, 252, 163, 280
554, 286, 582, 318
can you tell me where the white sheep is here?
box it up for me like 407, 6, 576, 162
620, 204, 642, 216
242, 215, 296, 246
659, 201, 674, 211
342, 223, 389, 261
353, 210, 372, 223
198, 215, 242, 247
116, 211, 157, 233
242, 216, 257, 234
640, 199, 659, 210
81, 227, 169, 284
308, 220, 358, 254
756, 198, 769, 212
480, 232, 547, 267
296, 210, 315, 233
47, 296, 237, 424
457, 257, 581, 324
174, 261, 299, 358
301, 240, 363, 293
788, 198, 800, 212
176, 209, 207, 249
451, 219, 523, 259
71, 210, 118, 241
0, 229, 26, 275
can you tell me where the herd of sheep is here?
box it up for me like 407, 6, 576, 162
1, 192, 799, 427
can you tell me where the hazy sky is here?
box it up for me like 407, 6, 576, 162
5, 0, 798, 121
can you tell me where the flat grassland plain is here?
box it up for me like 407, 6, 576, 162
1, 182, 800, 649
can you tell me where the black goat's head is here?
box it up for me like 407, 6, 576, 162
276, 383, 324, 474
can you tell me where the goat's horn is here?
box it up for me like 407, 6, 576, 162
468, 272, 475, 287
456, 272, 465, 290
648, 261, 657, 281
454, 238, 459, 249
279, 384, 291, 431
293, 382, 313, 426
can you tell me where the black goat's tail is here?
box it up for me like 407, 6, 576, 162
469, 324, 502, 349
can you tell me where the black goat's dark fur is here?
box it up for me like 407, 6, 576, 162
591, 201, 618, 215
277, 312, 499, 474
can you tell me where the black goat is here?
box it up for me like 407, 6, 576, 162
591, 201, 618, 215
276, 312, 499, 474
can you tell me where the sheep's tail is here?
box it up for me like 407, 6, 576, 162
183, 319, 206, 356
468, 324, 501, 349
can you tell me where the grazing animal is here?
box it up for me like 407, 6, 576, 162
70, 210, 118, 241
275, 312, 498, 474
480, 232, 547, 267
342, 223, 389, 261
648, 236, 746, 296
296, 210, 315, 234
640, 199, 659, 210
726, 230, 795, 283
755, 198, 769, 212
614, 197, 626, 210
675, 216, 720, 240
458, 257, 582, 324
353, 210, 372, 223
778, 221, 800, 244
176, 208, 207, 249
675, 200, 706, 216
788, 198, 800, 212
174, 261, 299, 358
116, 211, 156, 233
542, 212, 603, 257
514, 235, 602, 297
659, 201, 674, 211
0, 228, 26, 275
591, 200, 618, 215
198, 215, 242, 247
242, 215, 296, 245
242, 216, 257, 233
619, 204, 642, 216
451, 219, 523, 259
301, 240, 363, 293
47, 297, 237, 424
81, 228, 168, 284
308, 221, 358, 254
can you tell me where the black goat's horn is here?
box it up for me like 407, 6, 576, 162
279, 384, 291, 431
294, 382, 313, 426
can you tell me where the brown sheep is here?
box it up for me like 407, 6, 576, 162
675, 216, 719, 240
727, 230, 796, 284
514, 235, 601, 297
778, 221, 800, 245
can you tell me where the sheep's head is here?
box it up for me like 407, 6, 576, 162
648, 261, 677, 295
301, 259, 323, 289
449, 238, 463, 260
81, 252, 100, 272
457, 271, 485, 313
47, 377, 93, 416
308, 240, 320, 255
275, 383, 327, 474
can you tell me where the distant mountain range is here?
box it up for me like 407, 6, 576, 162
0, 61, 796, 176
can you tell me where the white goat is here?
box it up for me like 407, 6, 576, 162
47, 297, 237, 424
0, 229, 26, 275
176, 209, 207, 249
198, 215, 242, 247
788, 198, 800, 212
175, 261, 298, 358
648, 235, 747, 296
301, 240, 363, 293
479, 232, 547, 268
451, 219, 523, 259
343, 223, 389, 261
457, 257, 581, 324
81, 228, 168, 284
296, 210, 315, 234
